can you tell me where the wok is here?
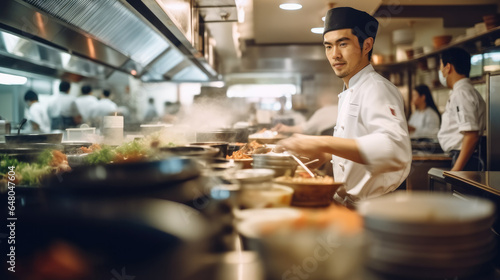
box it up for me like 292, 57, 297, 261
5, 132, 63, 144
189, 142, 228, 158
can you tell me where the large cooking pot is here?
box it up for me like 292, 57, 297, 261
5, 132, 63, 144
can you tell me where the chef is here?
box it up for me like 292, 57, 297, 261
437, 47, 486, 171
24, 90, 51, 133
75, 85, 98, 125
278, 7, 412, 206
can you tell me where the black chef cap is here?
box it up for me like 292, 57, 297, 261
323, 7, 379, 41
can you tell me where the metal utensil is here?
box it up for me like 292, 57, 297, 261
289, 154, 315, 178
18, 118, 27, 135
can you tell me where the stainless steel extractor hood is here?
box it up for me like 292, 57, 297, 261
0, 0, 219, 82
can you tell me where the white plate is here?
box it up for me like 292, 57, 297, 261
234, 207, 301, 221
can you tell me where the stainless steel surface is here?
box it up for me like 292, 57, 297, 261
487, 72, 500, 171
0, 0, 218, 81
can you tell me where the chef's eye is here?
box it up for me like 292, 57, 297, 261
339, 42, 347, 47
324, 45, 332, 50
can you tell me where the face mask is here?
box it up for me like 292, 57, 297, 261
438, 69, 447, 87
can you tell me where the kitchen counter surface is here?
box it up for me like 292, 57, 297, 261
444, 171, 500, 197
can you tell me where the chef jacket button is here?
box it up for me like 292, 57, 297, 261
338, 162, 344, 171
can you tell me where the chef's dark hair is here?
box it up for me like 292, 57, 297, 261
103, 89, 111, 98
59, 81, 70, 93
81, 85, 92, 95
352, 29, 375, 60
414, 84, 441, 123
24, 90, 38, 101
440, 47, 471, 77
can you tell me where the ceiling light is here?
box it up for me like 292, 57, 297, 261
311, 27, 324, 34
279, 3, 302, 10
322, 16, 325, 21
0, 73, 27, 85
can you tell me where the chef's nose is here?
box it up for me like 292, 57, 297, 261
332, 46, 342, 59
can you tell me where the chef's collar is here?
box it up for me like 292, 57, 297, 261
343, 64, 374, 90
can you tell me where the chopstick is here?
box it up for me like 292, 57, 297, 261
290, 154, 316, 178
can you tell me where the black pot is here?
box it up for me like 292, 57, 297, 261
189, 142, 229, 158
5, 133, 63, 144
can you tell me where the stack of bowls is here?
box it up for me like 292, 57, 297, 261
358, 191, 496, 279
251, 154, 297, 177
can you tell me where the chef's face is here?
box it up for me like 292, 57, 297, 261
323, 29, 372, 84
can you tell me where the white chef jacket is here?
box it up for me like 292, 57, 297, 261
437, 78, 486, 152
408, 107, 440, 139
332, 64, 412, 204
59, 94, 80, 117
27, 102, 51, 133
90, 98, 118, 119
301, 104, 338, 135
75, 95, 98, 123
47, 92, 61, 118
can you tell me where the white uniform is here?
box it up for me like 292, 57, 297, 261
437, 78, 486, 153
332, 65, 412, 203
75, 95, 98, 123
90, 98, 118, 119
301, 104, 338, 135
408, 107, 440, 139
59, 94, 80, 117
27, 102, 51, 133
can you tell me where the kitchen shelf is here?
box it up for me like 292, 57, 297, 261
374, 26, 500, 69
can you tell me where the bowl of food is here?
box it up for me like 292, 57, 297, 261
237, 206, 366, 280
274, 175, 342, 207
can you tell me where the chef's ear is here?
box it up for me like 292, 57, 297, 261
363, 37, 374, 56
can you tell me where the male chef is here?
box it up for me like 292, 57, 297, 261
278, 7, 412, 206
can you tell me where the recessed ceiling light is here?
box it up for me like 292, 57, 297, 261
322, 16, 325, 21
311, 27, 324, 34
279, 3, 302, 10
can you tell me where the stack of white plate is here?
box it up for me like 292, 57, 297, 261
358, 191, 496, 279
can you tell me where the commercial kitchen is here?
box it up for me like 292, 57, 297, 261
0, 0, 500, 279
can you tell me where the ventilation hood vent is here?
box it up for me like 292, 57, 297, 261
0, 0, 217, 82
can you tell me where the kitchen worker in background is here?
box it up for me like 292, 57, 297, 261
273, 92, 338, 135
143, 97, 159, 123
437, 47, 486, 171
408, 84, 441, 139
75, 85, 98, 125
278, 7, 411, 206
24, 90, 50, 133
90, 89, 118, 124
49, 81, 82, 129
271, 96, 306, 128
